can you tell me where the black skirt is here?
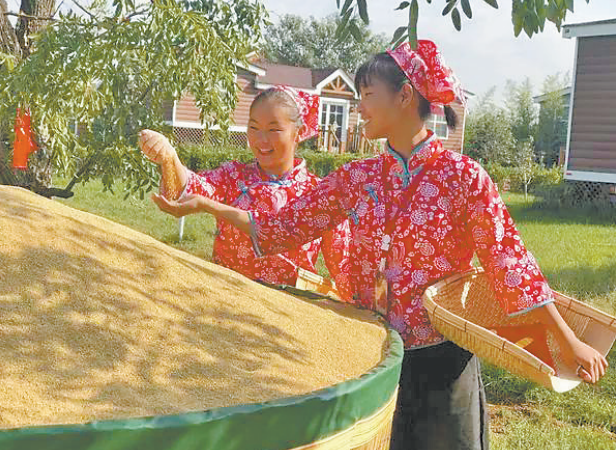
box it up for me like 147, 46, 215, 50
389, 341, 490, 450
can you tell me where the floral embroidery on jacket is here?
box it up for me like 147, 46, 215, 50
249, 135, 554, 349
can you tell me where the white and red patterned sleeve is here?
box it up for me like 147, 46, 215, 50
249, 166, 352, 258
182, 161, 237, 203
462, 160, 554, 316
321, 219, 353, 301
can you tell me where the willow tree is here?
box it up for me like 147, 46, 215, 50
0, 0, 267, 197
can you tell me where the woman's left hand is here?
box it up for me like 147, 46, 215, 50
566, 338, 609, 384
151, 193, 205, 218
529, 302, 609, 384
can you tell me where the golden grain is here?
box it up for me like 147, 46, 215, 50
0, 186, 387, 429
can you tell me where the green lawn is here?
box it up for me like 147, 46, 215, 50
57, 181, 616, 449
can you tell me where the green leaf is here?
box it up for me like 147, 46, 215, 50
565, 0, 574, 12
391, 25, 407, 45
335, 7, 354, 39
340, 0, 354, 15
483, 0, 499, 9
349, 18, 362, 41
461, 0, 472, 19
523, 10, 540, 37
395, 1, 410, 10
451, 7, 462, 31
357, 0, 369, 24
546, 1, 559, 21
513, 11, 523, 36
536, 11, 547, 31
442, 0, 458, 16
408, 0, 418, 48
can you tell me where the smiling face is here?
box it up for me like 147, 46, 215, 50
354, 53, 428, 143
357, 78, 407, 141
247, 96, 302, 177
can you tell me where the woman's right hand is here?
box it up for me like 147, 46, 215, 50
152, 192, 253, 234
138, 129, 177, 165
151, 193, 206, 218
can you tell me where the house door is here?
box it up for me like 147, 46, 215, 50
320, 102, 347, 147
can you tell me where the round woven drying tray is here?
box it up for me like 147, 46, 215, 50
422, 268, 616, 392
0, 327, 403, 450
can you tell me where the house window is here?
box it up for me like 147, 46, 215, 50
429, 112, 449, 139
320, 101, 348, 145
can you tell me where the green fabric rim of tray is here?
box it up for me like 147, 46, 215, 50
0, 290, 403, 450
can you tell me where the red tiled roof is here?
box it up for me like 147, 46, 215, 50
311, 68, 338, 87
255, 62, 349, 91
258, 62, 315, 89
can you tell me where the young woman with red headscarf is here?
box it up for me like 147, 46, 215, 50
152, 42, 607, 449
141, 86, 350, 289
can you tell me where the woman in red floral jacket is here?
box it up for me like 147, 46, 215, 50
152, 42, 607, 449
141, 86, 350, 288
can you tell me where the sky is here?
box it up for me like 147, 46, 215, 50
260, 0, 616, 102
6, 0, 615, 102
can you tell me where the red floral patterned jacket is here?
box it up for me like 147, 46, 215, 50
184, 158, 350, 287
249, 134, 554, 349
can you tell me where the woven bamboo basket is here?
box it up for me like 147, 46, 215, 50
0, 186, 406, 450
291, 388, 398, 450
296, 268, 341, 300
422, 268, 616, 392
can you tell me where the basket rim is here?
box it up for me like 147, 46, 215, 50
422, 267, 616, 382
0, 329, 403, 450
423, 296, 556, 376
291, 388, 398, 450
425, 268, 616, 328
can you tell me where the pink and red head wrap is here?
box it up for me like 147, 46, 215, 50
387, 40, 466, 107
271, 85, 320, 142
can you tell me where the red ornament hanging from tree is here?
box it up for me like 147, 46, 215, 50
12, 108, 38, 170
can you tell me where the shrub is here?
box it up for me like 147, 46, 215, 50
483, 162, 563, 194
176, 145, 253, 172
176, 145, 368, 178
297, 150, 364, 177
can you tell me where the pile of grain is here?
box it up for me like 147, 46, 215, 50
0, 186, 388, 429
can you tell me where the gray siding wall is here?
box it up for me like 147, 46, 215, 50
568, 35, 616, 174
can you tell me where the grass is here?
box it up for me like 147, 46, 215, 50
485, 192, 616, 449
56, 181, 616, 449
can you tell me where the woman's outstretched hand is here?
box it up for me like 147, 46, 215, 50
139, 130, 177, 164
151, 193, 205, 218
563, 337, 608, 384
531, 302, 608, 384
152, 192, 253, 234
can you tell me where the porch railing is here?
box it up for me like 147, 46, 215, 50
316, 124, 384, 154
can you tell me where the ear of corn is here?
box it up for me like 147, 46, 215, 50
160, 153, 182, 201
139, 130, 181, 200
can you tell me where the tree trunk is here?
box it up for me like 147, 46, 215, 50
0, 0, 21, 58
16, 0, 56, 57
0, 0, 57, 191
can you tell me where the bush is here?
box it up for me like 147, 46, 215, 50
297, 150, 364, 177
176, 144, 367, 178
176, 145, 253, 172
483, 162, 563, 194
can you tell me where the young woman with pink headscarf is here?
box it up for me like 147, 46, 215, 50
141, 86, 350, 289
152, 42, 607, 449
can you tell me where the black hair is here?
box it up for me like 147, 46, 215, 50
250, 88, 303, 128
354, 52, 457, 130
